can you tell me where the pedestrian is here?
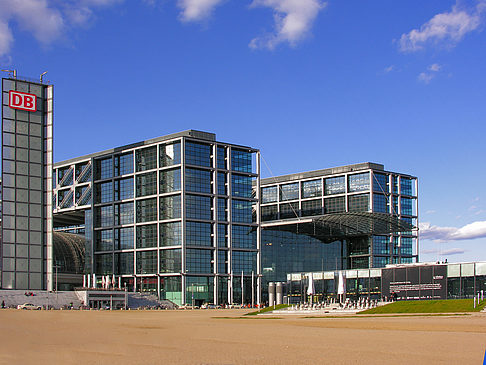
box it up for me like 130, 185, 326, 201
1, 300, 5, 309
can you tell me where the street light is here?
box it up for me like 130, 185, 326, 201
40, 71, 48, 83
1, 69, 16, 78
53, 263, 61, 306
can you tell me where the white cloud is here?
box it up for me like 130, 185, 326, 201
421, 248, 466, 256
399, 1, 485, 52
249, 0, 326, 50
428, 63, 441, 72
0, 0, 122, 57
418, 63, 442, 84
177, 0, 225, 22
419, 220, 486, 242
383, 65, 394, 73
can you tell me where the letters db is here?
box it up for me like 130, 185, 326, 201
9, 90, 37, 112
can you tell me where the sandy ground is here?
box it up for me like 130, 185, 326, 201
0, 309, 485, 365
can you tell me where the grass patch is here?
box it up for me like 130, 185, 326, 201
359, 299, 486, 314
245, 304, 289, 316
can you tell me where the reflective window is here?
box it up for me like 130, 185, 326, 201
96, 157, 113, 180
160, 168, 181, 193
160, 195, 181, 220
231, 149, 252, 172
262, 186, 278, 203
95, 229, 113, 251
280, 183, 299, 201
232, 199, 252, 223
186, 168, 212, 194
373, 173, 389, 193
160, 249, 181, 273
116, 227, 134, 250
115, 202, 134, 225
217, 172, 227, 195
115, 252, 133, 275
217, 146, 226, 169
186, 221, 213, 247
373, 194, 388, 213
95, 253, 113, 274
261, 205, 278, 221
400, 197, 413, 215
186, 142, 212, 167
301, 199, 322, 216
96, 206, 113, 227
114, 153, 133, 176
217, 251, 227, 274
186, 195, 212, 220
232, 174, 253, 198
136, 172, 157, 197
232, 225, 256, 249
160, 142, 181, 167
217, 198, 227, 221
136, 198, 157, 222
401, 237, 413, 255
232, 251, 256, 274
302, 180, 322, 198
136, 251, 157, 274
348, 194, 369, 212
348, 173, 370, 193
280, 202, 299, 219
114, 178, 134, 201
324, 196, 345, 214
393, 176, 399, 194
324, 176, 345, 195
372, 256, 389, 268
160, 222, 182, 246
136, 224, 157, 248
136, 146, 157, 172
96, 181, 113, 203
401, 178, 413, 196
217, 224, 227, 247
186, 249, 213, 274
373, 236, 389, 255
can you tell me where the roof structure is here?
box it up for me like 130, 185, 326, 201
261, 212, 416, 243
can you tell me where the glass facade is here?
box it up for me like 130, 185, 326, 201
52, 132, 258, 306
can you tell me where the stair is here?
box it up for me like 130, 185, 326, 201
127, 292, 177, 309
0, 290, 83, 309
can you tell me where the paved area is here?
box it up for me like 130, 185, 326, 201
0, 309, 485, 364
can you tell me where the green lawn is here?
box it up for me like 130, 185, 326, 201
360, 299, 486, 314
245, 304, 289, 316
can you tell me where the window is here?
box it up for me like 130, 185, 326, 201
115, 252, 133, 275
232, 225, 255, 249
114, 178, 133, 201
186, 195, 212, 220
302, 180, 322, 198
324, 197, 345, 214
373, 256, 389, 268
95, 254, 113, 275
114, 153, 133, 176
136, 146, 157, 172
217, 172, 227, 195
160, 142, 181, 167
95, 230, 113, 252
232, 199, 252, 223
373, 173, 389, 193
186, 221, 213, 247
217, 224, 227, 247
96, 206, 113, 227
280, 183, 299, 201
231, 149, 251, 172
186, 249, 213, 274
96, 157, 112, 180
324, 176, 345, 195
115, 202, 134, 225
160, 195, 181, 220
261, 205, 278, 221
136, 224, 157, 248
279, 202, 299, 219
232, 251, 256, 274
373, 236, 389, 255
401, 237, 413, 255
393, 176, 399, 194
160, 169, 181, 193
348, 173, 370, 193
401, 177, 413, 196
373, 194, 388, 213
217, 146, 226, 169
160, 222, 182, 246
136, 198, 157, 222
136, 172, 157, 197
186, 168, 212, 193
116, 227, 134, 250
136, 251, 157, 274
160, 249, 181, 273
401, 197, 413, 215
232, 174, 253, 198
217, 198, 227, 221
348, 194, 369, 212
301, 199, 322, 216
217, 251, 227, 274
186, 142, 212, 167
261, 186, 278, 203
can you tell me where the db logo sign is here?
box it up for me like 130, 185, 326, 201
9, 90, 37, 112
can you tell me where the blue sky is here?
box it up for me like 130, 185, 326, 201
1, 0, 486, 263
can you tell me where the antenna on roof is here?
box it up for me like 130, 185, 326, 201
1, 69, 17, 78
40, 71, 48, 83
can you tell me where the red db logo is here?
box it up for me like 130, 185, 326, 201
9, 90, 37, 112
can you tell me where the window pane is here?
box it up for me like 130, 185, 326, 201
185, 142, 212, 167
160, 142, 181, 167
231, 149, 251, 172
186, 168, 212, 193
186, 195, 212, 220
160, 249, 182, 273
232, 174, 253, 198
262, 186, 278, 203
160, 222, 182, 246
136, 224, 157, 248
302, 180, 322, 198
348, 173, 370, 193
280, 183, 299, 201
186, 221, 213, 247
160, 195, 181, 220
136, 198, 157, 222
160, 168, 181, 193
136, 171, 157, 197
136, 146, 157, 172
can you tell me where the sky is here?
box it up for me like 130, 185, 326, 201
1, 0, 486, 263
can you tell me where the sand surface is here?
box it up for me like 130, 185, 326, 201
0, 309, 485, 364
